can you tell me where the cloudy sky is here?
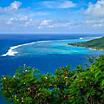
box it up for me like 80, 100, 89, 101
0, 0, 104, 34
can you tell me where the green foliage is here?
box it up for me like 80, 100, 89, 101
0, 56, 104, 104
68, 37, 104, 50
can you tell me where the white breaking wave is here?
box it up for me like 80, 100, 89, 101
2, 48, 18, 56
1, 37, 95, 57
79, 36, 103, 41
79, 37, 84, 40
2, 42, 36, 56
1, 40, 53, 57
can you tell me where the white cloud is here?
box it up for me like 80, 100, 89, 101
1, 0, 104, 34
86, 0, 104, 16
0, 1, 22, 13
83, 0, 104, 31
38, 20, 52, 29
10, 1, 22, 10
7, 18, 14, 24
6, 15, 35, 28
41, 0, 76, 9
39, 20, 51, 26
59, 1, 76, 8
38, 19, 73, 30
85, 18, 104, 28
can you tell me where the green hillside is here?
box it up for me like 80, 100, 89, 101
68, 37, 104, 50
1, 56, 104, 104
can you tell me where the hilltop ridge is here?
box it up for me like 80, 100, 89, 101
68, 37, 104, 50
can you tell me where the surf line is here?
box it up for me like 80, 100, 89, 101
1, 40, 53, 57
2, 42, 35, 56
1, 37, 93, 57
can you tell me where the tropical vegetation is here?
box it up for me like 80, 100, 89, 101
68, 37, 104, 50
0, 56, 104, 104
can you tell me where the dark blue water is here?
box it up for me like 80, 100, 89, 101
0, 34, 104, 104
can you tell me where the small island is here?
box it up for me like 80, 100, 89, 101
68, 37, 104, 50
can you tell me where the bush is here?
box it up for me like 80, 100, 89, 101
0, 56, 104, 104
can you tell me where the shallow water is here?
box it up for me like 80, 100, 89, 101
0, 34, 104, 104
2, 39, 104, 57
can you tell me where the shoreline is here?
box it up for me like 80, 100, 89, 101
2, 37, 104, 57
68, 36, 104, 51
1, 39, 74, 57
68, 44, 104, 51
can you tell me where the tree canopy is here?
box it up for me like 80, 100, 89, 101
0, 56, 104, 104
68, 37, 104, 50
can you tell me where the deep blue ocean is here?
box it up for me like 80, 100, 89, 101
0, 34, 104, 104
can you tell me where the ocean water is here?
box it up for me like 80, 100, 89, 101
0, 34, 104, 104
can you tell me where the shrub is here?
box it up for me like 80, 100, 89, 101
0, 56, 104, 104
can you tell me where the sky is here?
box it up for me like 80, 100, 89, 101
0, 0, 104, 34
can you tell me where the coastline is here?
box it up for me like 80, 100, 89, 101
2, 36, 104, 57
1, 38, 88, 57
68, 36, 104, 51
1, 40, 52, 57
68, 43, 104, 51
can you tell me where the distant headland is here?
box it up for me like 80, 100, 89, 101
68, 37, 104, 50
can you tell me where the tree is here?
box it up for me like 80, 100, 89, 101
0, 56, 104, 104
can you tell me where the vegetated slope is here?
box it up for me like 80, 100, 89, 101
68, 37, 104, 50
1, 56, 104, 104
